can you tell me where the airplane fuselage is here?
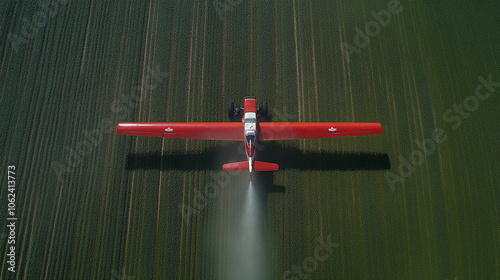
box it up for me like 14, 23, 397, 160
243, 97, 258, 179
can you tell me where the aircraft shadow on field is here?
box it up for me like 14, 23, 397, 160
126, 141, 391, 173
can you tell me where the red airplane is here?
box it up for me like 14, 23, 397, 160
116, 97, 383, 180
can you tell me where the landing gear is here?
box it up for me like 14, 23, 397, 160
257, 101, 270, 122
228, 101, 234, 120
228, 101, 243, 121
228, 100, 270, 121
261, 101, 268, 117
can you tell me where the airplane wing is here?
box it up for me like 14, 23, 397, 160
116, 123, 243, 141
258, 123, 382, 140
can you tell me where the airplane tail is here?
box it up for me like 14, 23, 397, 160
254, 161, 279, 171
222, 161, 279, 171
222, 161, 278, 181
222, 161, 248, 171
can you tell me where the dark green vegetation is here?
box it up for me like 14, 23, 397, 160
1, 1, 499, 279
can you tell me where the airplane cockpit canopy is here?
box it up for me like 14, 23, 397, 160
246, 135, 255, 147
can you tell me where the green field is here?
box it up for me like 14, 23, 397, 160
1, 1, 499, 279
